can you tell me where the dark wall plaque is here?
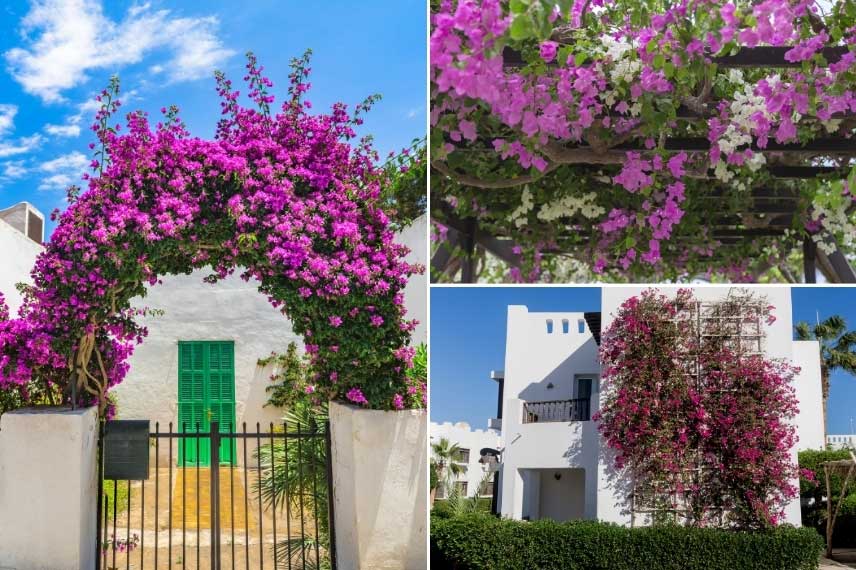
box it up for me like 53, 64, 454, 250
104, 420, 150, 480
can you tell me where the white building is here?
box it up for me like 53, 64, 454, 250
828, 435, 856, 449
431, 421, 501, 498
0, 202, 44, 315
0, 202, 428, 457
493, 286, 825, 526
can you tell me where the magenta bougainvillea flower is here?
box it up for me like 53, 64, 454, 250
0, 52, 425, 412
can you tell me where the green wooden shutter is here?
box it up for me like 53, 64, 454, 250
177, 341, 236, 466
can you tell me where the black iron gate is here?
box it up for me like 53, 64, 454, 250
96, 420, 337, 570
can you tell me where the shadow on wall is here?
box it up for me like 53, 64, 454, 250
242, 363, 286, 430
518, 337, 599, 404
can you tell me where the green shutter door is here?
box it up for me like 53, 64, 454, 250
177, 341, 237, 466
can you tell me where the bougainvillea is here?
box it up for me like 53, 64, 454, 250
0, 51, 425, 413
595, 289, 800, 528
431, 0, 856, 282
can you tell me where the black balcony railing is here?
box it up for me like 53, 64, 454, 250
522, 398, 590, 423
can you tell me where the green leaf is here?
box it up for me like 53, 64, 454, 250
509, 16, 532, 40
653, 54, 665, 69
574, 52, 588, 67
646, 39, 658, 53
509, 0, 529, 14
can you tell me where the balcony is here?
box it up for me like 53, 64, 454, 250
522, 398, 590, 423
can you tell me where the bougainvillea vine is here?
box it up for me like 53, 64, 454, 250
595, 289, 800, 528
0, 51, 425, 413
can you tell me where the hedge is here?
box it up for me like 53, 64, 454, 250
431, 514, 824, 570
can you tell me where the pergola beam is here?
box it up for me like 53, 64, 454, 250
502, 46, 849, 69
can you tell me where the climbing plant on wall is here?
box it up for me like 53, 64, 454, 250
0, 51, 425, 414
595, 289, 800, 528
431, 0, 856, 282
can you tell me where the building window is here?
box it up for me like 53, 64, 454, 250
546, 319, 554, 333
456, 448, 470, 463
578, 319, 586, 333
482, 481, 494, 496
562, 319, 569, 334
455, 481, 468, 495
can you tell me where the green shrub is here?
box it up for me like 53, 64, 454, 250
431, 513, 824, 570
799, 448, 856, 547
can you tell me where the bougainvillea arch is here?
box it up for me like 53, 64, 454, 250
595, 289, 800, 528
431, 0, 856, 283
0, 52, 425, 414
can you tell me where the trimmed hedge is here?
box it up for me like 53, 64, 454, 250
431, 514, 824, 570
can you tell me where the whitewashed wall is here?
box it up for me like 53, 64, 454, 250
0, 204, 43, 315
793, 340, 825, 451
430, 421, 501, 497
499, 305, 600, 520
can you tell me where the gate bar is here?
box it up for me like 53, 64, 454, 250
211, 421, 221, 570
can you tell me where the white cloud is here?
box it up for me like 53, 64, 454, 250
0, 105, 17, 136
38, 150, 88, 190
406, 107, 422, 119
44, 123, 81, 137
0, 134, 42, 158
5, 0, 235, 103
1, 161, 27, 180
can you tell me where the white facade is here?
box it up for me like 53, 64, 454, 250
496, 286, 824, 527
828, 435, 856, 449
0, 202, 44, 315
431, 421, 501, 497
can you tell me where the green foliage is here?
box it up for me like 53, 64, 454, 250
799, 448, 856, 547
261, 341, 313, 408
407, 343, 427, 383
430, 460, 439, 491
256, 401, 330, 569
431, 513, 825, 570
380, 138, 427, 229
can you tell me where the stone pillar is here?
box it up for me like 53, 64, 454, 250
329, 401, 427, 570
0, 406, 99, 570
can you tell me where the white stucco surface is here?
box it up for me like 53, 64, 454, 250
0, 209, 43, 315
499, 306, 600, 521
0, 406, 99, 570
113, 270, 300, 443
329, 401, 427, 570
828, 434, 856, 449
793, 340, 826, 451
430, 421, 501, 497
400, 214, 427, 346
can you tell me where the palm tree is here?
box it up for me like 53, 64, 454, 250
431, 437, 465, 498
795, 315, 856, 438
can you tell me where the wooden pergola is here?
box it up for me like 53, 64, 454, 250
822, 450, 856, 558
432, 46, 856, 283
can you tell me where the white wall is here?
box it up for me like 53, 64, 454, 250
430, 421, 501, 497
828, 435, 856, 449
793, 340, 825, 451
113, 270, 300, 437
400, 214, 427, 346
0, 209, 43, 315
0, 407, 99, 570
329, 402, 427, 570
499, 305, 600, 521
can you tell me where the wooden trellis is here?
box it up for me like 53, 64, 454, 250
628, 294, 770, 525
822, 451, 856, 558
432, 46, 856, 283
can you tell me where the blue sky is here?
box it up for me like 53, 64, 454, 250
0, 0, 426, 236
431, 286, 856, 437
